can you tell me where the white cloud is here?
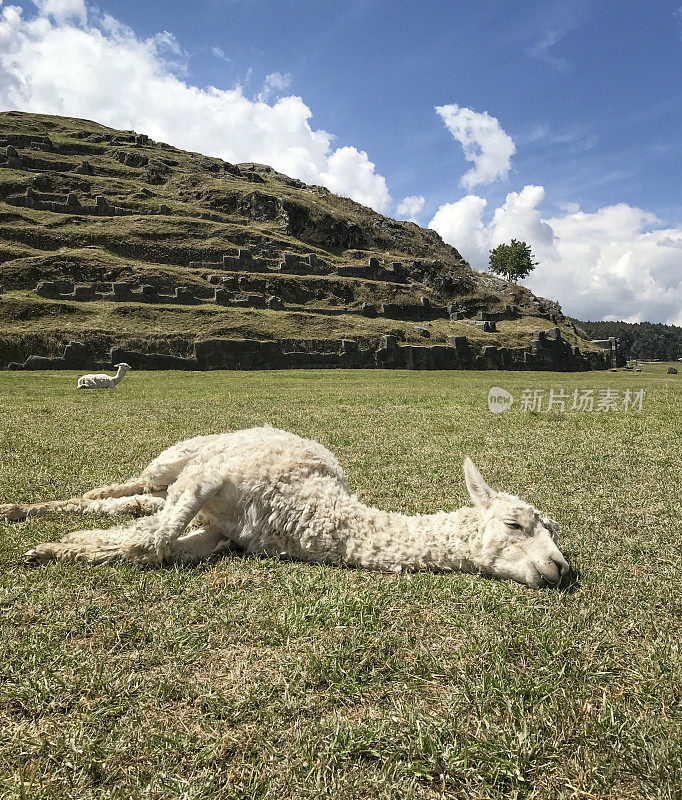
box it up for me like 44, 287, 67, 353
319, 146, 390, 213
0, 3, 391, 213
436, 104, 516, 190
263, 71, 291, 93
31, 0, 86, 24
211, 45, 229, 61
429, 185, 682, 325
429, 195, 488, 264
528, 29, 569, 71
396, 195, 425, 222
526, 3, 586, 72
659, 235, 682, 250
489, 185, 554, 251
257, 71, 293, 103
519, 122, 550, 144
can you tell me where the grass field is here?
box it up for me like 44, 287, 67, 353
0, 366, 680, 799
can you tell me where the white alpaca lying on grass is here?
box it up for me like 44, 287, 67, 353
1, 427, 569, 588
77, 362, 131, 389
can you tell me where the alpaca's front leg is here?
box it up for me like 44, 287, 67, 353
1, 480, 153, 522
82, 480, 146, 500
4, 433, 223, 524
0, 500, 68, 522
25, 515, 163, 566
1, 491, 165, 522
151, 480, 222, 562
25, 539, 158, 565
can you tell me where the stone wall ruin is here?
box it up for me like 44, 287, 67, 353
5, 328, 610, 373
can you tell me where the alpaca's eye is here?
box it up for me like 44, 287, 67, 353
506, 521, 523, 531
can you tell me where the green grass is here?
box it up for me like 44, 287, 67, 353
0, 366, 680, 799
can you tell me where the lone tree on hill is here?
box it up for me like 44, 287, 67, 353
489, 239, 538, 283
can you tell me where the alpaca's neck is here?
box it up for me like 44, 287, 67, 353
322, 491, 481, 574
112, 368, 126, 385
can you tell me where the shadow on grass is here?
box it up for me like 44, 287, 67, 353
558, 562, 581, 593
16, 539, 583, 595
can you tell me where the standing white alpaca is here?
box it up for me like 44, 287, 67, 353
1, 427, 569, 588
77, 363, 131, 389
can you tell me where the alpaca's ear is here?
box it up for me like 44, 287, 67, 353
463, 457, 495, 510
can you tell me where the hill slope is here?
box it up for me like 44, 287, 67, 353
0, 111, 605, 369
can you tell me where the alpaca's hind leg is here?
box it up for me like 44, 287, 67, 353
24, 452, 226, 566
135, 434, 224, 494
26, 539, 138, 565
151, 479, 222, 562
100, 474, 224, 564
174, 526, 227, 563
78, 493, 166, 516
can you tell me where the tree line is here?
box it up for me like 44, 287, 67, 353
572, 320, 682, 361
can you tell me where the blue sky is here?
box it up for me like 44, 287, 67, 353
1, 0, 681, 322
97, 0, 681, 223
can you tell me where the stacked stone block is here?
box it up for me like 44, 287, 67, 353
6, 329, 611, 372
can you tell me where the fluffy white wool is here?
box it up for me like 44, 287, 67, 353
77, 363, 131, 388
4, 427, 569, 588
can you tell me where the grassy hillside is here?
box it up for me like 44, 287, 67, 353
0, 291, 592, 366
0, 366, 680, 798
0, 111, 588, 363
0, 110, 473, 290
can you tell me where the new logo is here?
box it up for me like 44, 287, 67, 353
488, 387, 513, 414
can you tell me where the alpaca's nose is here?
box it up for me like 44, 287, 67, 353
542, 561, 561, 585
546, 554, 569, 585
536, 553, 569, 586
554, 553, 570, 579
